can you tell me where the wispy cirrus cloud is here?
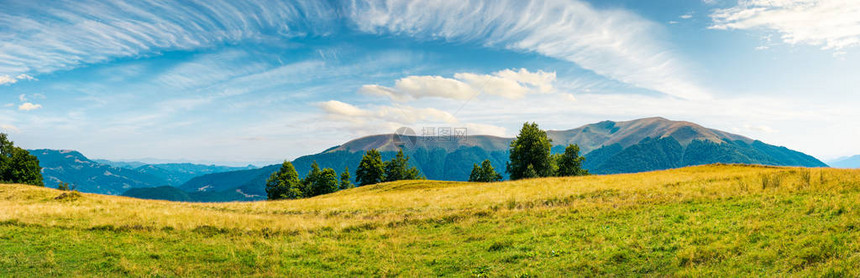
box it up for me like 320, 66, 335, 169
2, 0, 708, 101
347, 0, 709, 100
0, 0, 335, 76
710, 0, 860, 50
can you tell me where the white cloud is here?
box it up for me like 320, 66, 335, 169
454, 73, 529, 99
359, 85, 405, 101
318, 100, 456, 125
348, 0, 709, 100
16, 93, 46, 103
743, 124, 777, 133
680, 14, 693, 19
316, 100, 507, 136
0, 74, 35, 85
18, 102, 42, 111
15, 74, 34, 81
318, 100, 372, 119
0, 0, 336, 76
362, 68, 556, 101
492, 68, 556, 93
1, 0, 708, 101
561, 93, 577, 102
0, 76, 15, 85
710, 0, 860, 50
391, 76, 479, 100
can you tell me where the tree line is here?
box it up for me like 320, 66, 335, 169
0, 133, 43, 187
265, 149, 423, 200
265, 122, 587, 200
469, 122, 588, 181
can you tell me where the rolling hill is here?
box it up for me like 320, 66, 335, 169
178, 117, 826, 201
2, 165, 859, 276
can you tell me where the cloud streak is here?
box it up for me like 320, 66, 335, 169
2, 0, 708, 101
347, 0, 709, 100
0, 0, 335, 76
710, 0, 860, 50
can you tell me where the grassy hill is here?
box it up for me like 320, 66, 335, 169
2, 165, 859, 276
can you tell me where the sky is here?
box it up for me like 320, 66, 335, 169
1, 0, 859, 166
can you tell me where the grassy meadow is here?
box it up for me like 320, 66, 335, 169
2, 164, 860, 276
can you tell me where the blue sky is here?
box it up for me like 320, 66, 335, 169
1, 0, 859, 166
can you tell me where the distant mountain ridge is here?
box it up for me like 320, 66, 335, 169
30, 149, 166, 195
29, 149, 257, 196
177, 117, 827, 202
828, 155, 860, 168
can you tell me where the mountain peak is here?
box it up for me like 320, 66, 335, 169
547, 117, 752, 153
324, 117, 754, 155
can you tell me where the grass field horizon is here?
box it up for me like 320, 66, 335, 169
3, 164, 860, 276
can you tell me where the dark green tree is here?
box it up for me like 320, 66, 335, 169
506, 122, 553, 180
556, 144, 589, 176
356, 149, 385, 186
384, 149, 422, 182
469, 159, 503, 182
302, 161, 322, 195
313, 168, 339, 196
339, 166, 353, 190
265, 161, 302, 200
0, 133, 43, 186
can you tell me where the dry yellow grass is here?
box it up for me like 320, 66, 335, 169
2, 164, 856, 234
3, 164, 860, 276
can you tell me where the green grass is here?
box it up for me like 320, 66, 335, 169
2, 164, 860, 276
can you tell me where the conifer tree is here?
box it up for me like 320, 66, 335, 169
356, 149, 384, 186
339, 166, 352, 189
265, 161, 301, 200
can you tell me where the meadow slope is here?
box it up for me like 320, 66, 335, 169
2, 164, 860, 276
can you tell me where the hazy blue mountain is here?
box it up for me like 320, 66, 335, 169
30, 149, 168, 195
30, 149, 260, 198
92, 159, 147, 169
828, 155, 860, 168
93, 159, 256, 186
177, 117, 827, 202
133, 163, 256, 186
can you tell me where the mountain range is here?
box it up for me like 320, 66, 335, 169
30, 149, 255, 195
166, 117, 826, 202
827, 155, 860, 168
32, 117, 828, 202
